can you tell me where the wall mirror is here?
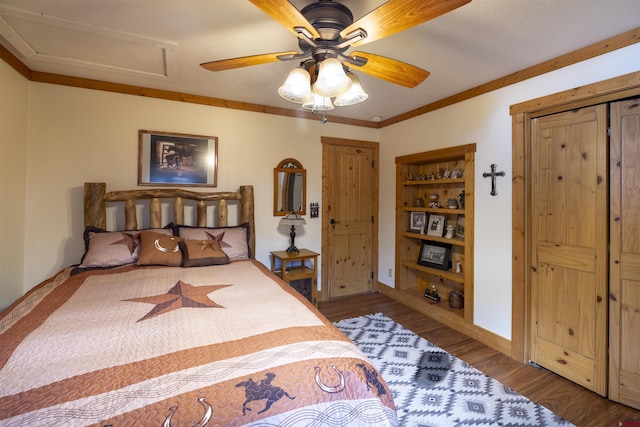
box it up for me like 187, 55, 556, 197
274, 158, 306, 216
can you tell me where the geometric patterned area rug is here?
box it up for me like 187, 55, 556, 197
335, 313, 575, 427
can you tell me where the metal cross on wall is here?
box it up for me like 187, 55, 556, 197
482, 164, 505, 196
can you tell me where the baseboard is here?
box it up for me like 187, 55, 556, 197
375, 282, 512, 357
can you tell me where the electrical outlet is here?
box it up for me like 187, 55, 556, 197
388, 268, 393, 277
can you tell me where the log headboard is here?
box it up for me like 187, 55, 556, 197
83, 182, 255, 258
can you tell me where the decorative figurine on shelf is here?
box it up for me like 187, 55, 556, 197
458, 190, 465, 209
426, 171, 435, 180
424, 284, 441, 302
456, 260, 462, 273
414, 197, 424, 207
428, 194, 441, 208
437, 168, 452, 179
451, 168, 464, 179
447, 198, 458, 209
445, 224, 454, 239
407, 173, 414, 181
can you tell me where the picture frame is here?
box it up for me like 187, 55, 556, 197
456, 215, 465, 239
426, 214, 446, 237
417, 240, 452, 270
138, 130, 218, 187
409, 211, 427, 232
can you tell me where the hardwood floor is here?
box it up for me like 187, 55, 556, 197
318, 292, 640, 427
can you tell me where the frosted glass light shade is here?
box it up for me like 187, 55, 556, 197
302, 90, 334, 111
313, 58, 352, 97
278, 67, 311, 104
333, 72, 368, 106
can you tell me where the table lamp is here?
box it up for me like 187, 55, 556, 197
279, 212, 306, 253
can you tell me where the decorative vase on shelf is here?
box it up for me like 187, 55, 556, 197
428, 194, 440, 208
447, 198, 458, 209
448, 291, 464, 309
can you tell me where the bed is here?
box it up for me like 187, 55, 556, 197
0, 183, 398, 426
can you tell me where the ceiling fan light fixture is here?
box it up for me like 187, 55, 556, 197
333, 71, 368, 106
313, 57, 352, 97
278, 67, 311, 104
302, 90, 334, 111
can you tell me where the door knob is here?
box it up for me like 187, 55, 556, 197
330, 218, 337, 225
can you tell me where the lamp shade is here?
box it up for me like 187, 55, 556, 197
278, 67, 311, 104
279, 212, 306, 226
333, 72, 369, 106
302, 90, 334, 111
313, 58, 352, 97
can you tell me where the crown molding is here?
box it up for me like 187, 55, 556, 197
2, 27, 638, 129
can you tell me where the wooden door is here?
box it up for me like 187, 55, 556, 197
609, 97, 640, 409
321, 137, 378, 299
530, 105, 608, 396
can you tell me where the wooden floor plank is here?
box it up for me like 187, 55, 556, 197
318, 292, 640, 426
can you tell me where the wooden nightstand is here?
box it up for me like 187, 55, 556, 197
270, 249, 319, 307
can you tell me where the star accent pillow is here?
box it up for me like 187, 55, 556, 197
176, 223, 250, 260
178, 238, 230, 267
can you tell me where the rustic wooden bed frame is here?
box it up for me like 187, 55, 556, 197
83, 182, 255, 258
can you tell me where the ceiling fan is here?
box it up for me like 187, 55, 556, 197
201, 0, 470, 112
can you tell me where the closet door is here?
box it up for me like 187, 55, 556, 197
530, 105, 608, 395
609, 97, 640, 410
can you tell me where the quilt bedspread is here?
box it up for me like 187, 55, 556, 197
0, 260, 397, 426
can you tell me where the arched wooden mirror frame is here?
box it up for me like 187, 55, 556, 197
274, 158, 306, 216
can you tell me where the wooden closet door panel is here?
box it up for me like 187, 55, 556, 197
610, 97, 640, 409
530, 105, 608, 395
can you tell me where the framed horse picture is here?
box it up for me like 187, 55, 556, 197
138, 130, 218, 187
417, 240, 451, 270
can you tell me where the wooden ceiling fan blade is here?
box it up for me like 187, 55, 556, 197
200, 51, 298, 71
348, 51, 430, 88
341, 0, 471, 47
249, 0, 320, 39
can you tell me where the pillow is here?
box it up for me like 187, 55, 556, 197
78, 226, 173, 269
176, 223, 250, 260
178, 238, 230, 267
137, 230, 184, 266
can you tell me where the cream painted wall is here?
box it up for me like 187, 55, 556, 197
2, 43, 638, 344
0, 60, 29, 310
378, 43, 640, 339
21, 83, 379, 293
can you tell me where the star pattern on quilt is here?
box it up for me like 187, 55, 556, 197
112, 232, 140, 255
124, 281, 231, 321
206, 231, 231, 249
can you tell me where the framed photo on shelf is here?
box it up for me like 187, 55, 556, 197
456, 215, 465, 239
417, 240, 452, 270
138, 130, 218, 187
426, 214, 446, 237
409, 211, 427, 232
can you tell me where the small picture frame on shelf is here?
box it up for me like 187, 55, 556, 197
409, 211, 427, 232
456, 215, 465, 239
417, 240, 452, 270
426, 214, 446, 237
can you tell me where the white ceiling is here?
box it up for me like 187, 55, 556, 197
1, 0, 639, 123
